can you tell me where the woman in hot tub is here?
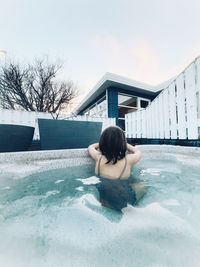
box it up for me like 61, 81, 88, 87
88, 126, 146, 211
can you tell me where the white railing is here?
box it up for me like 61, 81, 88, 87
0, 109, 116, 140
125, 57, 200, 140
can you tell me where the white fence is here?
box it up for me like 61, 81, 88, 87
125, 57, 200, 140
0, 109, 116, 140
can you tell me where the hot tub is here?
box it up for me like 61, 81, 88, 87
0, 146, 200, 267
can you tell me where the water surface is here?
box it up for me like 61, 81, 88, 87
0, 153, 200, 267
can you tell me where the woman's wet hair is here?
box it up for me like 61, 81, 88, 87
99, 126, 127, 164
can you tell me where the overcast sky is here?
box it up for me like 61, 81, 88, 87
1, 0, 200, 106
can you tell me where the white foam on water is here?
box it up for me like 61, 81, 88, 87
0, 163, 41, 179
0, 149, 200, 267
2, 186, 10, 190
140, 168, 161, 176
172, 154, 200, 166
77, 193, 101, 207
54, 179, 64, 184
0, 200, 200, 267
75, 186, 84, 191
44, 190, 60, 198
187, 207, 192, 216
162, 199, 181, 206
77, 176, 101, 185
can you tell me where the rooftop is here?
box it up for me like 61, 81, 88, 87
74, 72, 175, 114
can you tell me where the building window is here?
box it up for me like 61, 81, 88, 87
140, 100, 149, 108
118, 93, 138, 130
118, 106, 136, 118
84, 96, 107, 118
118, 94, 137, 107
118, 93, 150, 130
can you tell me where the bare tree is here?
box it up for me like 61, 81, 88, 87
0, 58, 77, 118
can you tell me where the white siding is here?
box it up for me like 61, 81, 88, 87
151, 102, 156, 138
158, 93, 164, 139
132, 112, 136, 138
163, 88, 170, 139
176, 74, 186, 139
154, 98, 159, 138
145, 105, 150, 138
141, 110, 146, 138
125, 57, 200, 140
168, 83, 177, 138
185, 63, 198, 139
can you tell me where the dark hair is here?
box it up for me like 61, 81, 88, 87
99, 126, 127, 164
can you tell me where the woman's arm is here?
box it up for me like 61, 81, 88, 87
126, 143, 142, 164
88, 143, 101, 161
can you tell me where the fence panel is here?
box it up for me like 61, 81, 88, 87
125, 114, 131, 138
158, 93, 164, 139
162, 88, 170, 138
176, 74, 186, 139
196, 58, 200, 133
146, 104, 150, 138
150, 102, 155, 138
132, 112, 136, 138
137, 111, 141, 138
168, 83, 177, 138
141, 110, 146, 138
154, 98, 159, 138
185, 63, 198, 139
149, 104, 153, 138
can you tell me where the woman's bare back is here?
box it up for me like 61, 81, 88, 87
95, 155, 131, 180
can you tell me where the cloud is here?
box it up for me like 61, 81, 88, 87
89, 35, 164, 85
88, 34, 200, 87
163, 46, 200, 79
129, 41, 161, 84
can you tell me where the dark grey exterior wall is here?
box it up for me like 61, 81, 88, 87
107, 87, 118, 118
0, 124, 34, 152
38, 119, 102, 150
